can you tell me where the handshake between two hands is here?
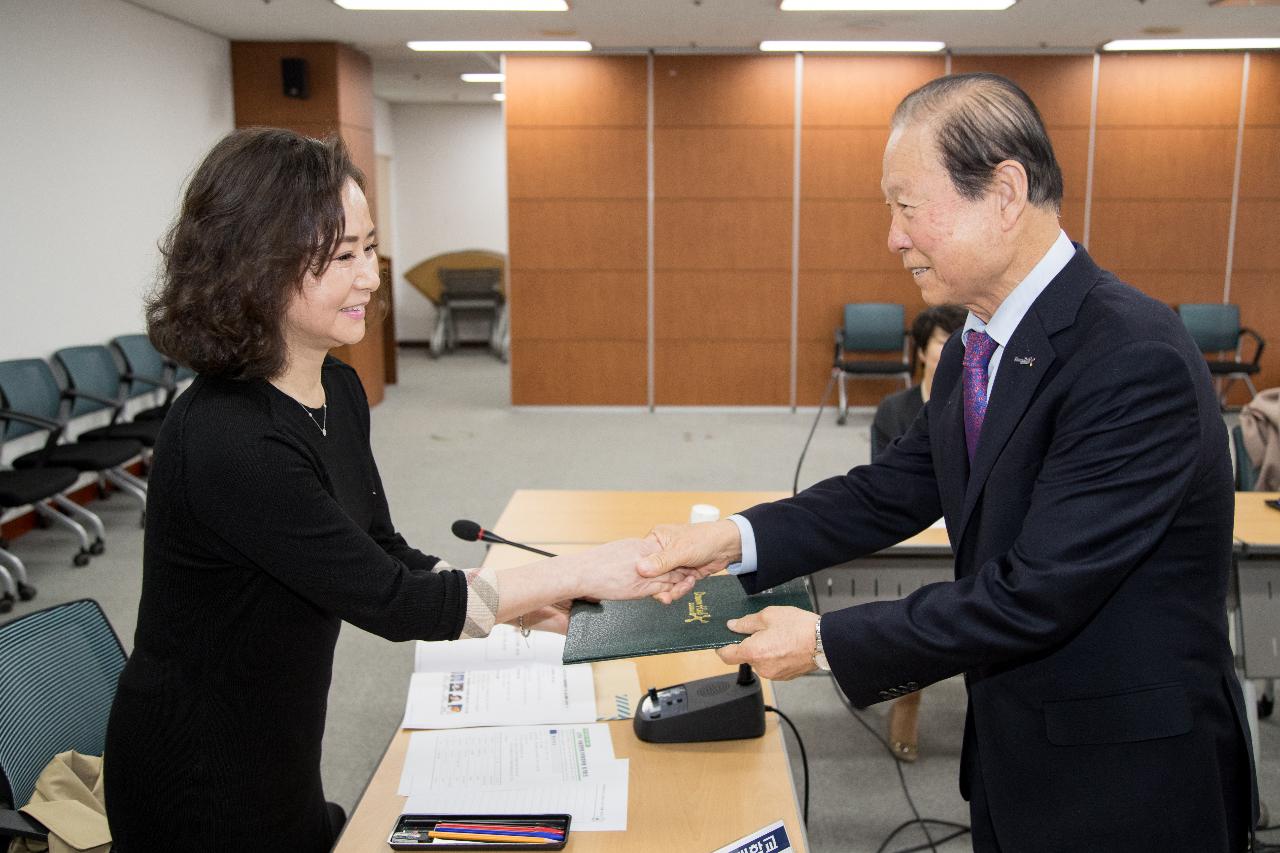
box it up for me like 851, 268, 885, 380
571, 519, 822, 681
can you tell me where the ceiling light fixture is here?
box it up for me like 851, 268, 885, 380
461, 73, 507, 82
760, 40, 946, 52
409, 40, 591, 51
1103, 37, 1280, 51
336, 1, 568, 10
780, 0, 1013, 9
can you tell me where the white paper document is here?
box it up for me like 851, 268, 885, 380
401, 664, 597, 729
404, 767, 629, 833
398, 724, 629, 831
413, 624, 567, 671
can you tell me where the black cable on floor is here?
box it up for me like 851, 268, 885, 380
876, 821, 970, 853
828, 675, 970, 853
793, 371, 838, 497
765, 705, 809, 826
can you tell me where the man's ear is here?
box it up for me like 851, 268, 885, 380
992, 159, 1029, 231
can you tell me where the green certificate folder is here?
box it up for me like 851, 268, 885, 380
561, 575, 814, 665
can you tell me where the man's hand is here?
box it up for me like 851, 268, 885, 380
637, 520, 742, 604
716, 606, 820, 681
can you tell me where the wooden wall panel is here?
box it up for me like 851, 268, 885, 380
797, 56, 943, 406
654, 56, 794, 127
509, 272, 647, 341
1097, 53, 1244, 127
505, 56, 647, 127
1091, 201, 1231, 271
653, 56, 794, 405
803, 56, 944, 127
1231, 52, 1280, 401
655, 128, 793, 198
509, 200, 647, 271
1240, 127, 1280, 198
1092, 128, 1238, 198
510, 341, 647, 405
507, 128, 647, 199
506, 57, 648, 405
231, 42, 340, 127
655, 200, 793, 270
1090, 53, 1243, 316
655, 272, 790, 341
655, 342, 791, 405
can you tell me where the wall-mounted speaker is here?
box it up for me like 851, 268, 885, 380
282, 57, 309, 100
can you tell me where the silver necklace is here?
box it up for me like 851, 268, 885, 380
298, 401, 328, 437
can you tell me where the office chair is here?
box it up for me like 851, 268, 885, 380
431, 267, 506, 361
0, 465, 88, 612
53, 345, 163, 452
0, 599, 125, 844
833, 303, 913, 425
0, 358, 146, 532
1178, 304, 1265, 407
1233, 424, 1259, 492
110, 333, 184, 422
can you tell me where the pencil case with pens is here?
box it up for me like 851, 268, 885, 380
389, 813, 572, 850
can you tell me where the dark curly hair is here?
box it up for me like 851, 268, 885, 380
146, 128, 367, 380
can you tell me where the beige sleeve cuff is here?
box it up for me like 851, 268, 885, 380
457, 565, 499, 639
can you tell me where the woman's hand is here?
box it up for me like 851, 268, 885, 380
517, 600, 572, 634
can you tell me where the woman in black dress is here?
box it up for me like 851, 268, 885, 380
104, 129, 671, 852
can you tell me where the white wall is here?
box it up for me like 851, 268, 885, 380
390, 104, 507, 341
0, 0, 234, 361
374, 98, 396, 157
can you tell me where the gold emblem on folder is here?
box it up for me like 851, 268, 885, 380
684, 591, 711, 624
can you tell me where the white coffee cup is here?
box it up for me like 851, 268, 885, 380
689, 504, 721, 524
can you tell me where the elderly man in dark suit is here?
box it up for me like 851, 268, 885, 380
641, 73, 1256, 852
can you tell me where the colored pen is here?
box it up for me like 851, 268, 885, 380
427, 824, 552, 840
435, 823, 564, 836
433, 826, 562, 839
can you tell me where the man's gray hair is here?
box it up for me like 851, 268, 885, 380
892, 72, 1064, 211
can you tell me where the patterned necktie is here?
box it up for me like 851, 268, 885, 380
962, 329, 999, 463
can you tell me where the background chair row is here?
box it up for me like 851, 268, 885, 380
832, 301, 1266, 423
0, 335, 190, 612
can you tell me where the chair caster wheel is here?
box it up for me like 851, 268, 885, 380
0, 594, 13, 614
1259, 694, 1274, 720
90, 538, 106, 556
836, 414, 847, 426
17, 583, 36, 602
73, 550, 91, 567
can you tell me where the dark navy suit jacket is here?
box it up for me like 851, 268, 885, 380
739, 248, 1256, 851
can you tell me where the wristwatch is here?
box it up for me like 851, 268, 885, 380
813, 617, 831, 671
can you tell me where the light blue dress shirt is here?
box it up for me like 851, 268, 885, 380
728, 230, 1077, 576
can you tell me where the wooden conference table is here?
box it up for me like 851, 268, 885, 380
337, 489, 1277, 851
335, 490, 809, 853
1232, 492, 1280, 679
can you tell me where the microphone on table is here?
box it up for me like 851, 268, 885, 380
451, 519, 557, 558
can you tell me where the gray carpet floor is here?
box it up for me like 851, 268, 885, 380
4, 347, 1274, 852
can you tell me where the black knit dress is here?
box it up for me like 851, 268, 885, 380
105, 357, 466, 852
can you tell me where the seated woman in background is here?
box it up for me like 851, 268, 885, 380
870, 303, 966, 762
104, 128, 672, 853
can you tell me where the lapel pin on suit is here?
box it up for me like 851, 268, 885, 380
1013, 355, 1036, 367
